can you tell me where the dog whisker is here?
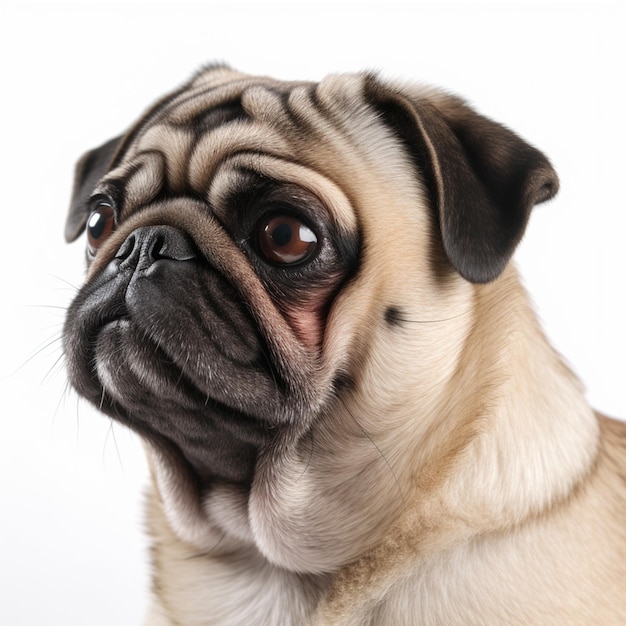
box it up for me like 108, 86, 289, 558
174, 350, 191, 392
397, 309, 472, 325
294, 429, 315, 484
52, 379, 74, 425
187, 531, 228, 561
344, 405, 408, 511
46, 273, 81, 293
21, 303, 69, 311
40, 349, 68, 387
104, 419, 126, 476
10, 331, 64, 378
98, 385, 107, 412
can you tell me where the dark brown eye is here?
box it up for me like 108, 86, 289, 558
257, 214, 319, 266
86, 203, 115, 256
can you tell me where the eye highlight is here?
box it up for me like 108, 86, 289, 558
86, 203, 115, 256
257, 214, 319, 266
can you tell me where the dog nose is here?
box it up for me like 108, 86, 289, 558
116, 225, 197, 270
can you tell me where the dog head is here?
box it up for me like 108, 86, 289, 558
64, 66, 558, 572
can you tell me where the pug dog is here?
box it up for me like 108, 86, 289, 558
64, 65, 626, 625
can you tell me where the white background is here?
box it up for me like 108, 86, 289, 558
1, 1, 624, 624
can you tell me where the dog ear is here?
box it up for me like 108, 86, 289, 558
65, 136, 122, 242
367, 78, 559, 283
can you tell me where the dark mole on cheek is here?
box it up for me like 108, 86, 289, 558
384, 306, 404, 327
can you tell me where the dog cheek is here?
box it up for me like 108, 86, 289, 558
284, 307, 323, 349
277, 280, 340, 350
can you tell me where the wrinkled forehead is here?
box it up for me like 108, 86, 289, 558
115, 66, 380, 172
96, 67, 406, 232
113, 66, 311, 174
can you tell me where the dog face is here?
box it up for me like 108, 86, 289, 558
64, 66, 558, 572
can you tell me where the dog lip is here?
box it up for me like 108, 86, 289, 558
84, 302, 130, 348
78, 283, 284, 421
70, 255, 278, 408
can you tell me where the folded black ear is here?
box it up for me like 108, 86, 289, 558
367, 78, 559, 283
65, 136, 122, 242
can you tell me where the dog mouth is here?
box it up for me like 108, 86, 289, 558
63, 247, 287, 485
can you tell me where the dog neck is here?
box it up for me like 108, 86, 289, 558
309, 264, 601, 623
460, 268, 599, 524
447, 265, 600, 526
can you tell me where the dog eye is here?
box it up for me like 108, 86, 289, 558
257, 214, 318, 266
86, 203, 115, 256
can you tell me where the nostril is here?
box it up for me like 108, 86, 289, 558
149, 234, 166, 261
114, 226, 198, 272
116, 233, 137, 261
